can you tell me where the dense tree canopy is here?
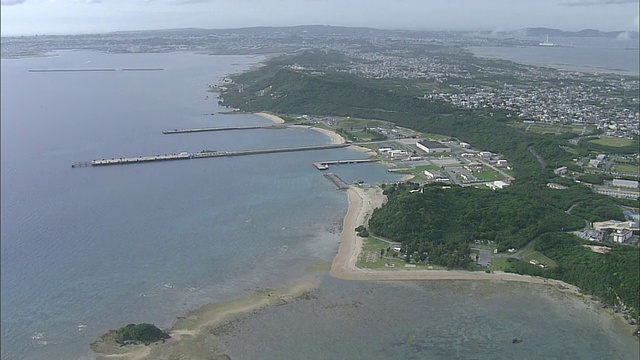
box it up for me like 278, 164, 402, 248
113, 323, 168, 345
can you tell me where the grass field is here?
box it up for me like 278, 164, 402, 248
356, 236, 394, 269
474, 168, 503, 181
589, 136, 636, 148
491, 258, 510, 271
612, 163, 640, 176
409, 165, 442, 175
511, 122, 597, 136
356, 236, 437, 270
335, 118, 393, 129
519, 248, 557, 269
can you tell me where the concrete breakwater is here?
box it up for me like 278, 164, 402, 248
313, 159, 379, 170
29, 68, 164, 73
162, 125, 286, 134
29, 69, 117, 72
71, 144, 350, 168
323, 173, 350, 190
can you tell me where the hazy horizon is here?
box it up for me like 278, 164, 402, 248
1, 0, 639, 36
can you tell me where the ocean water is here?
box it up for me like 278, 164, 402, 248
222, 278, 640, 360
0, 51, 402, 360
470, 37, 639, 75
2, 50, 637, 360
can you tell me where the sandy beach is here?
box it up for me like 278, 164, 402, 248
329, 185, 584, 291
254, 112, 349, 145
254, 112, 285, 124
329, 184, 640, 334
290, 124, 346, 144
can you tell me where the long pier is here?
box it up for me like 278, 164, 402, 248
313, 158, 379, 170
162, 125, 286, 134
29, 68, 164, 72
71, 144, 349, 168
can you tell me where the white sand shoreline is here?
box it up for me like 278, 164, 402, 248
290, 124, 346, 145
330, 185, 584, 288
254, 112, 285, 124
329, 184, 640, 333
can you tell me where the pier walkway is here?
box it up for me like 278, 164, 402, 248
313, 158, 379, 170
162, 125, 286, 134
71, 144, 349, 168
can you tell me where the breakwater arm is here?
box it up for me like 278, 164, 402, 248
162, 125, 286, 134
71, 144, 349, 168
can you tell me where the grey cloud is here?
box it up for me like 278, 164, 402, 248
1, 0, 26, 6
561, 0, 638, 6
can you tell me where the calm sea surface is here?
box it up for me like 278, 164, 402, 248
1, 51, 637, 360
0, 51, 401, 360
470, 37, 639, 75
222, 278, 640, 360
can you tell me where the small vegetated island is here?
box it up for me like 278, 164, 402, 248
219, 50, 639, 327
96, 323, 169, 347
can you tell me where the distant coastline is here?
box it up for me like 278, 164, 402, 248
468, 46, 639, 76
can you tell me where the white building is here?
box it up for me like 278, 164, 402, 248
388, 150, 408, 158
487, 180, 509, 190
594, 186, 640, 199
612, 179, 639, 189
416, 140, 451, 153
554, 166, 568, 175
613, 229, 633, 243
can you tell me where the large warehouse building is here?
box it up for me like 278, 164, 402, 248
416, 140, 451, 153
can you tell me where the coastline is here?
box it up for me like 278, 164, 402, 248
290, 124, 346, 145
254, 112, 285, 124
253, 112, 349, 145
93, 281, 317, 359
329, 184, 638, 333
467, 46, 639, 77
330, 184, 578, 286
91, 125, 636, 359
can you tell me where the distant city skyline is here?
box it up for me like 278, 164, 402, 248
1, 0, 639, 36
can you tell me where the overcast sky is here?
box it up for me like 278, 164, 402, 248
1, 0, 639, 36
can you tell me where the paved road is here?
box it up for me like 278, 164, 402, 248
527, 145, 547, 169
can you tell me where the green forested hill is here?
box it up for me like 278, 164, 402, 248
369, 185, 585, 252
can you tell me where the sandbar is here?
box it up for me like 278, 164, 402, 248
93, 281, 316, 359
